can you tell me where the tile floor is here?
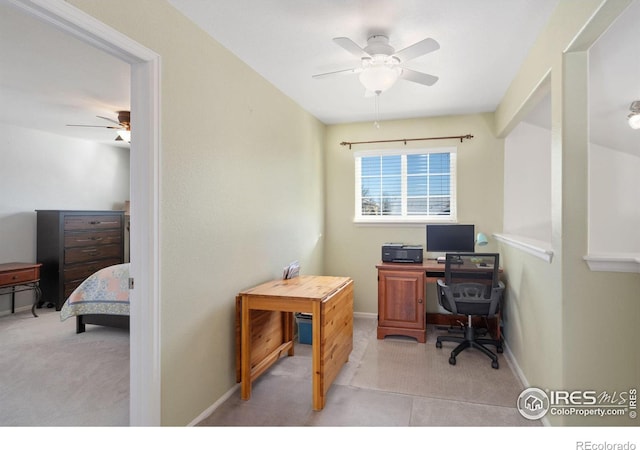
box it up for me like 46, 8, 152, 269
197, 315, 541, 427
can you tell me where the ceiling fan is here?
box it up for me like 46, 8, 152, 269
67, 110, 131, 142
313, 35, 440, 95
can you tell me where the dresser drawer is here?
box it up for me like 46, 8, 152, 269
64, 215, 122, 231
64, 229, 121, 248
0, 267, 40, 287
63, 258, 123, 298
63, 258, 122, 283
64, 279, 84, 299
64, 244, 122, 265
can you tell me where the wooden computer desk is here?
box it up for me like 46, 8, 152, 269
237, 275, 353, 411
377, 260, 503, 342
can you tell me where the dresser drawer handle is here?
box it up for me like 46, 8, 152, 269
89, 221, 118, 225
77, 237, 103, 242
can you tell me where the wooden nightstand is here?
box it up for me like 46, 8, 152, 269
0, 262, 43, 317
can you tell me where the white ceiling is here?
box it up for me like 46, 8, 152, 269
1, 0, 638, 156
167, 0, 560, 125
588, 0, 640, 157
0, 0, 130, 147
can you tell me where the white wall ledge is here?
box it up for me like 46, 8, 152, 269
583, 254, 640, 273
493, 233, 554, 263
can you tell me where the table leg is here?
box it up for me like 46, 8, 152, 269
240, 296, 251, 400
11, 287, 15, 314
311, 301, 322, 410
284, 311, 294, 356
31, 284, 42, 318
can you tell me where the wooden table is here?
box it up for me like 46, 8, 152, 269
238, 275, 353, 410
0, 262, 43, 317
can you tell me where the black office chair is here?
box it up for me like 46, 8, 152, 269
435, 253, 504, 369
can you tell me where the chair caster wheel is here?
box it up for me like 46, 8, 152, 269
436, 341, 442, 349
492, 360, 499, 369
497, 346, 503, 353
449, 356, 456, 365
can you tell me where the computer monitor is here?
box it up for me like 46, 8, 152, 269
426, 224, 475, 254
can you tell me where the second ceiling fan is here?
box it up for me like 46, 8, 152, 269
67, 110, 131, 142
313, 35, 440, 95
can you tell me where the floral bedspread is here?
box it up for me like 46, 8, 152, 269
60, 263, 130, 321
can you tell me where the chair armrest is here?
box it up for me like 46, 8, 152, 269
437, 279, 458, 314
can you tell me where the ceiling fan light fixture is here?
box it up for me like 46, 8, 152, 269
117, 129, 131, 143
628, 101, 640, 129
358, 56, 402, 94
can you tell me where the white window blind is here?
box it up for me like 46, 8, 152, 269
354, 147, 457, 223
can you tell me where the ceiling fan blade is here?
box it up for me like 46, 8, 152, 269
312, 67, 361, 79
333, 37, 369, 58
66, 124, 120, 129
393, 38, 440, 62
400, 68, 439, 86
96, 115, 122, 126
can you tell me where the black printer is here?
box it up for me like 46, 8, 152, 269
381, 243, 423, 263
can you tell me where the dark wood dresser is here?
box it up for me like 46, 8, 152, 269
36, 210, 125, 310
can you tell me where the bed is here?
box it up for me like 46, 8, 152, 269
60, 263, 130, 333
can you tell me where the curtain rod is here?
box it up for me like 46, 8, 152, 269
340, 134, 474, 149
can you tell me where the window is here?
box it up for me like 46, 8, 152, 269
354, 147, 457, 223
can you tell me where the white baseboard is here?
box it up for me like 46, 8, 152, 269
353, 311, 377, 319
502, 338, 551, 427
0, 304, 34, 317
188, 383, 240, 427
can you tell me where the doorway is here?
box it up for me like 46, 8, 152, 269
10, 0, 161, 426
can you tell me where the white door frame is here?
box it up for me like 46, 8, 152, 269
9, 0, 161, 426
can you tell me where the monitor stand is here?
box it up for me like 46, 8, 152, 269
437, 255, 463, 264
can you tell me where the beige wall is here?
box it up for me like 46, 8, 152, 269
589, 144, 640, 252
503, 121, 552, 243
324, 114, 504, 314
496, 0, 639, 426
69, 0, 326, 426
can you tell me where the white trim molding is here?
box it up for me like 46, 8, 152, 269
493, 233, 554, 263
583, 254, 640, 273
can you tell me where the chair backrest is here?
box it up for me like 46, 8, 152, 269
444, 253, 500, 295
437, 253, 503, 316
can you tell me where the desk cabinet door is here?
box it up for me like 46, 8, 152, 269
378, 269, 425, 330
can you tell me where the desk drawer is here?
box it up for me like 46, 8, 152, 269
64, 215, 122, 231
64, 244, 122, 265
0, 268, 39, 287
64, 229, 121, 248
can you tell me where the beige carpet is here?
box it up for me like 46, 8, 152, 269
1, 308, 534, 427
0, 307, 129, 426
350, 328, 524, 408
198, 316, 539, 426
